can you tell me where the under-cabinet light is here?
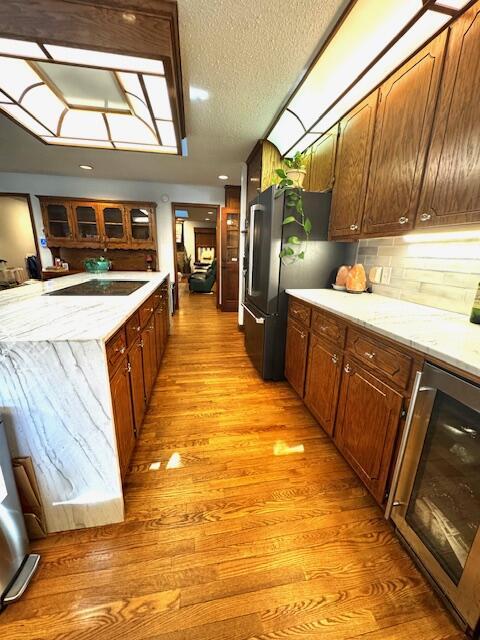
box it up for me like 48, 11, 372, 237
403, 230, 480, 243
267, 0, 464, 156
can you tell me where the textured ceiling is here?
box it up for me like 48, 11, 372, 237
0, 0, 348, 186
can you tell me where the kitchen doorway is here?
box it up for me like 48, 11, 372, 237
0, 193, 41, 289
171, 203, 220, 311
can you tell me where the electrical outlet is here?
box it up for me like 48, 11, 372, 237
381, 266, 392, 285
368, 266, 383, 284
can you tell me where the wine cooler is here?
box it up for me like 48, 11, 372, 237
387, 363, 480, 636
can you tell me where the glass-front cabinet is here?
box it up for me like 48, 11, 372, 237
41, 200, 74, 245
127, 206, 155, 248
100, 204, 128, 246
72, 202, 101, 245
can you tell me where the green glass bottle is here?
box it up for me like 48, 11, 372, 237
470, 282, 480, 325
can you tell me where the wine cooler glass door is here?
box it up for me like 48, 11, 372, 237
391, 364, 480, 630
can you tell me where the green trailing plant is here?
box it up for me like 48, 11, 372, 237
274, 167, 311, 262
283, 150, 308, 171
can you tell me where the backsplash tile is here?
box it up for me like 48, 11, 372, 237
357, 237, 480, 315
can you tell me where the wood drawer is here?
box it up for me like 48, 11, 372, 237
153, 284, 167, 309
288, 298, 311, 327
347, 328, 413, 389
311, 309, 346, 347
106, 327, 127, 372
139, 296, 155, 327
126, 312, 141, 346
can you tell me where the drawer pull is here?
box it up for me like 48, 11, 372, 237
319, 326, 327, 332
398, 216, 409, 225
293, 309, 299, 315
137, 326, 141, 332
300, 332, 306, 339
349, 223, 358, 231
420, 212, 431, 222
364, 350, 376, 359
116, 345, 126, 355
344, 363, 352, 374
126, 362, 132, 373
332, 354, 338, 365
139, 340, 144, 349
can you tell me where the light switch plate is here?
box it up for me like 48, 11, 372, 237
381, 266, 392, 285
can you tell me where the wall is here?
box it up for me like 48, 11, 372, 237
0, 195, 36, 268
0, 172, 224, 278
358, 236, 480, 315
181, 219, 216, 270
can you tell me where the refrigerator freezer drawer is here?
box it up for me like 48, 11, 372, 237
243, 303, 282, 380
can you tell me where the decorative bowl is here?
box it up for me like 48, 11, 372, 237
83, 258, 111, 273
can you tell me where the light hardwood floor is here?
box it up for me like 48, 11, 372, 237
0, 286, 465, 639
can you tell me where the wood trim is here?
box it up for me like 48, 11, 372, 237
0, 192, 42, 277
36, 195, 157, 206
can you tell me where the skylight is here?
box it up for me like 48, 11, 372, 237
0, 42, 179, 154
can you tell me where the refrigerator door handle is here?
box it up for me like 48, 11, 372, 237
242, 303, 265, 324
247, 204, 264, 296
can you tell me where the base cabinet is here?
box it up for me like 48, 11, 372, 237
304, 334, 342, 437
285, 319, 309, 398
334, 360, 403, 504
107, 279, 169, 480
110, 360, 136, 480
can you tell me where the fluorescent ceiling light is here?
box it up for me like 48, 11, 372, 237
44, 45, 165, 75
143, 75, 172, 120
0, 37, 46, 59
267, 0, 463, 157
0, 40, 179, 154
435, 0, 470, 8
403, 230, 480, 243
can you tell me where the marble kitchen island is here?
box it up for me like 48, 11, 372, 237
0, 271, 169, 533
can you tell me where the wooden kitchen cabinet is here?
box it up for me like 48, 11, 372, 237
128, 338, 146, 435
363, 33, 447, 236
285, 318, 309, 398
416, 1, 480, 229
329, 91, 379, 239
246, 139, 282, 204
71, 201, 102, 246
40, 199, 74, 246
100, 203, 129, 247
110, 357, 136, 479
334, 359, 403, 504
304, 333, 342, 436
307, 124, 338, 193
141, 319, 156, 403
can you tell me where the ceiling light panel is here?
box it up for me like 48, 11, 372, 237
267, 0, 464, 157
0, 38, 47, 59
0, 41, 179, 154
44, 45, 165, 75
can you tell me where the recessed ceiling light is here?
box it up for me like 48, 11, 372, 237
79, 164, 93, 170
208, 211, 213, 214
218, 175, 228, 180
205, 217, 211, 221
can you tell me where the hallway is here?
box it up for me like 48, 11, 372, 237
1, 290, 463, 639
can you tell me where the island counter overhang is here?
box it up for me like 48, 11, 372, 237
0, 272, 169, 533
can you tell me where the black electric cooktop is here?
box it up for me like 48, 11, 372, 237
45, 279, 147, 296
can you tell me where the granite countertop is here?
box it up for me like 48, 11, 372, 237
0, 271, 168, 342
286, 289, 480, 379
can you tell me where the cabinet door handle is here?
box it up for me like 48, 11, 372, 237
116, 345, 126, 354
332, 354, 338, 365
420, 212, 431, 222
319, 326, 327, 332
139, 340, 144, 348
344, 363, 352, 374
126, 362, 131, 373
300, 331, 306, 339
398, 216, 409, 225
364, 351, 376, 359
137, 326, 141, 332
349, 224, 358, 231
292, 309, 299, 315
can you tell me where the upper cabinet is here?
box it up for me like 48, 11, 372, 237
416, 2, 480, 229
39, 197, 157, 250
363, 32, 447, 236
246, 140, 282, 205
41, 199, 74, 245
307, 124, 339, 193
329, 91, 379, 240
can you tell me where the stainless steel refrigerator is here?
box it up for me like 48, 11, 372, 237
243, 186, 356, 380
0, 420, 39, 609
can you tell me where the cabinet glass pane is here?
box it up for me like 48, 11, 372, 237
406, 391, 480, 584
103, 207, 124, 239
130, 208, 151, 241
47, 204, 70, 238
226, 214, 239, 261
75, 206, 98, 239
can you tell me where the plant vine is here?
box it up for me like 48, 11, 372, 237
274, 168, 311, 262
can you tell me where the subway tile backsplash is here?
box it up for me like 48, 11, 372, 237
357, 237, 480, 315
